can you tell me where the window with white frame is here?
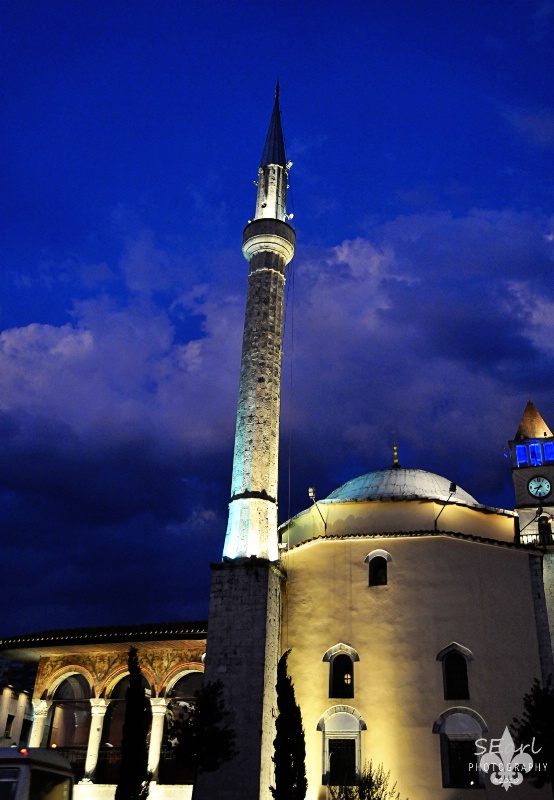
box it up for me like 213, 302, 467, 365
317, 707, 366, 787
433, 709, 487, 789
364, 549, 392, 586
323, 644, 360, 699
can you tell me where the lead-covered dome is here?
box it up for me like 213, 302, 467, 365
324, 468, 479, 507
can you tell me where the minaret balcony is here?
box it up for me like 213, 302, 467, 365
242, 218, 296, 265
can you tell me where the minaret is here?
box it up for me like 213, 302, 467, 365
223, 83, 295, 562
196, 88, 294, 800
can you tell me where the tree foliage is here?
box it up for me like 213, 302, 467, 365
270, 649, 307, 800
511, 676, 554, 794
329, 761, 408, 800
172, 678, 236, 796
114, 647, 152, 800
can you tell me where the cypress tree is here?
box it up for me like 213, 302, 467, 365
270, 649, 307, 800
511, 676, 554, 796
173, 679, 236, 800
114, 647, 152, 800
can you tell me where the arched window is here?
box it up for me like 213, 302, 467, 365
369, 557, 387, 585
330, 654, 354, 699
317, 707, 366, 787
433, 709, 487, 789
364, 550, 392, 586
436, 643, 473, 700
323, 645, 359, 699
444, 652, 469, 699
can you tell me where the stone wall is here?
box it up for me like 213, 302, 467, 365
542, 551, 554, 668
529, 553, 554, 681
195, 558, 283, 800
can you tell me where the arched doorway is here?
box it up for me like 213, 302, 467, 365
159, 671, 203, 785
96, 673, 152, 784
43, 674, 92, 780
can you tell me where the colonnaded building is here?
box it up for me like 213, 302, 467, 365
1, 90, 553, 800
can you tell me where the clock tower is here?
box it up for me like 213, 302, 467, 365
509, 400, 554, 660
509, 400, 554, 537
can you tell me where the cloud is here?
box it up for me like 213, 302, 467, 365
2, 210, 553, 635
281, 208, 554, 509
500, 104, 554, 148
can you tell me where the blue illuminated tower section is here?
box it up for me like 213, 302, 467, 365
223, 85, 295, 561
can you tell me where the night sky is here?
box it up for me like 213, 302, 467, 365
1, 0, 553, 637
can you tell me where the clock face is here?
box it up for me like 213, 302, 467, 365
527, 476, 552, 498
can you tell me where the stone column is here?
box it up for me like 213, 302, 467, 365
81, 699, 109, 783
29, 699, 51, 747
148, 698, 168, 780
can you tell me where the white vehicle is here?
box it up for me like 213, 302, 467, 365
0, 749, 73, 800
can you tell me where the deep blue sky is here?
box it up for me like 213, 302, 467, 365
1, 0, 553, 636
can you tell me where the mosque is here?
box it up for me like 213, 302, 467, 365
1, 91, 553, 800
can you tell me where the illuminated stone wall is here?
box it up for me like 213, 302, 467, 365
281, 534, 549, 800
281, 497, 516, 548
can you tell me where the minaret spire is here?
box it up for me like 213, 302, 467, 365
259, 83, 286, 173
223, 89, 295, 561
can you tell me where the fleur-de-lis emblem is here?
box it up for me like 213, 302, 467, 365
479, 728, 534, 791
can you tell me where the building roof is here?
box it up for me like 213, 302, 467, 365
260, 84, 286, 167
514, 399, 553, 439
324, 468, 479, 506
0, 620, 207, 661
284, 528, 537, 553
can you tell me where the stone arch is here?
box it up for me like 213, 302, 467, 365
432, 706, 487, 734
317, 705, 367, 731
99, 666, 130, 699
364, 549, 392, 564
436, 642, 474, 662
161, 665, 204, 698
43, 666, 94, 701
322, 643, 360, 663
99, 660, 157, 699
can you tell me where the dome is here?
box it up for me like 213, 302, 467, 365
324, 468, 479, 507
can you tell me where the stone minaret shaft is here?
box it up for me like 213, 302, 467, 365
197, 89, 293, 800
223, 86, 295, 561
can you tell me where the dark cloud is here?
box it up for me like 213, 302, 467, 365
2, 207, 553, 636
